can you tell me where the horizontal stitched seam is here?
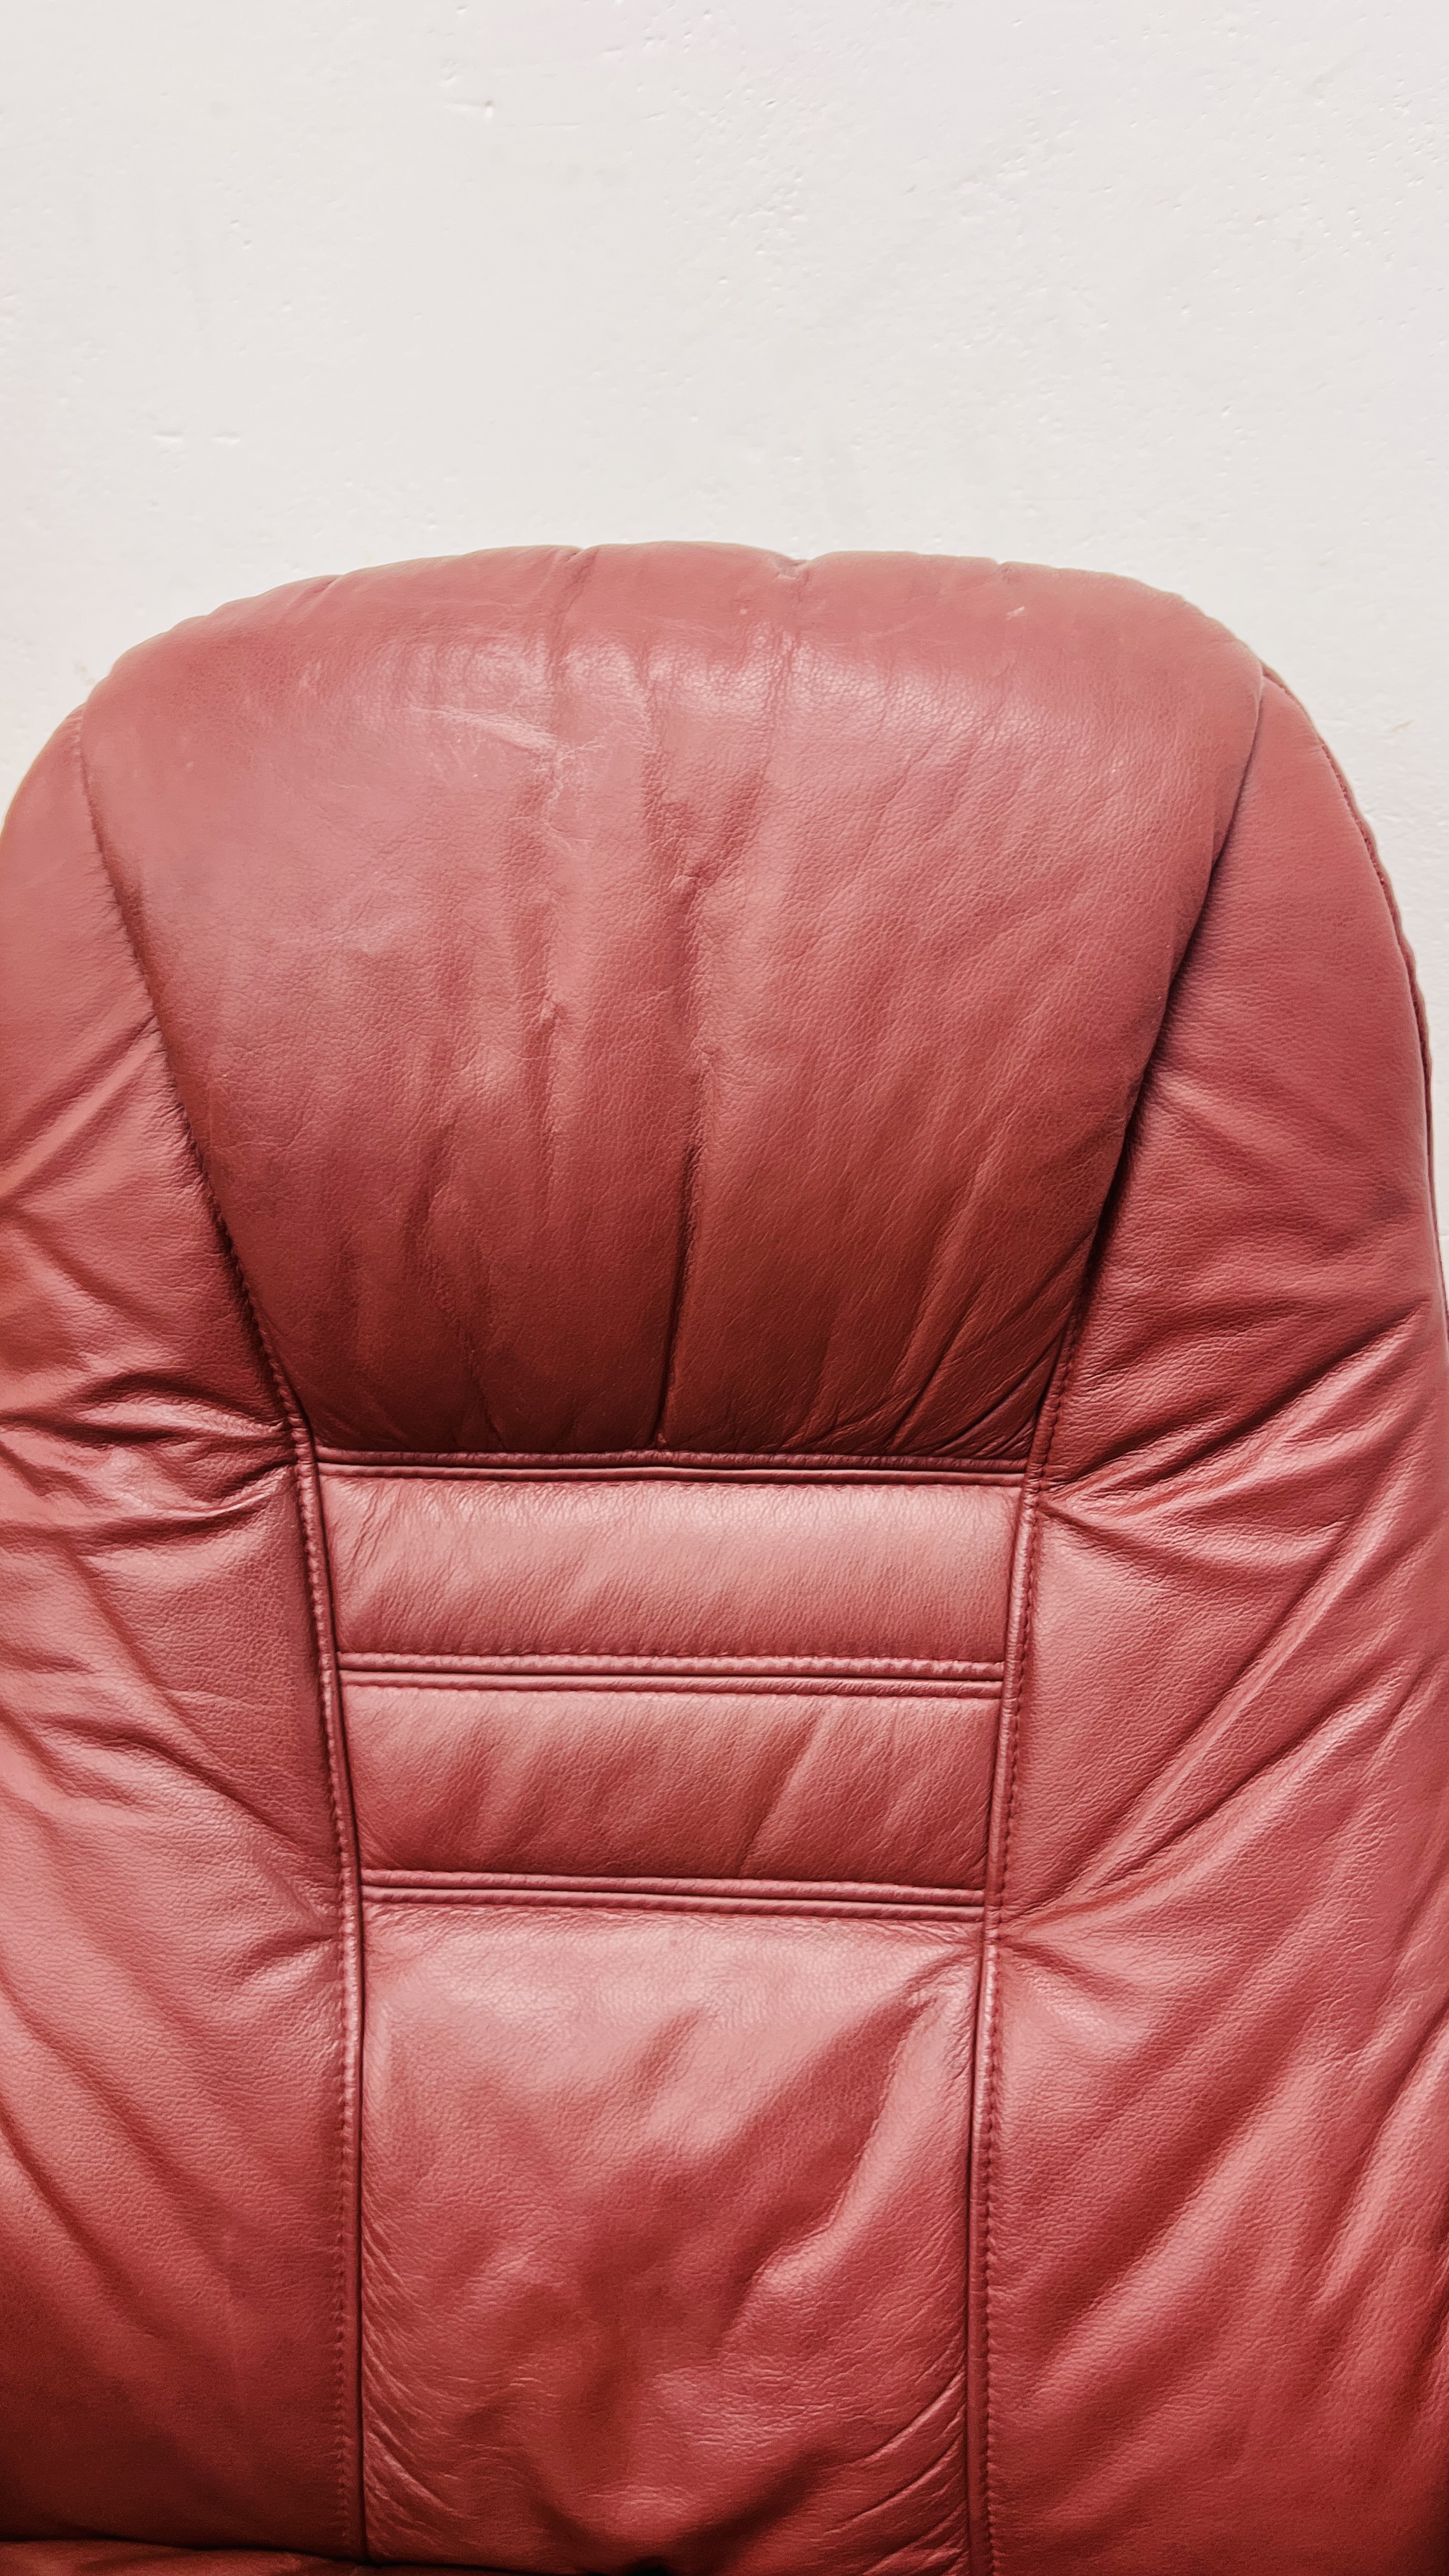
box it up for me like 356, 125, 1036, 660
361, 1869, 984, 1919
317, 1451, 1023, 1485
342, 1673, 1002, 1703
337, 1652, 1004, 1684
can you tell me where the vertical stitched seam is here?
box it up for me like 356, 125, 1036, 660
258, 1331, 369, 2558
969, 673, 1269, 2576
70, 716, 368, 2557
971, 1304, 1086, 2576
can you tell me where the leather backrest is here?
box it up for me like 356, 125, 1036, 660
1, 548, 1445, 2574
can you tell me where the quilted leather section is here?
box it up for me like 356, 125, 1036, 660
319, 1460, 1009, 2562
326, 1462, 1015, 1888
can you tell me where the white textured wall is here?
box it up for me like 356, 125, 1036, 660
4, 0, 1446, 1195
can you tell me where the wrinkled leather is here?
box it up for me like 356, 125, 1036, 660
0, 730, 361, 2548
78, 547, 1259, 1459
0, 547, 1444, 2573
970, 677, 1449, 2575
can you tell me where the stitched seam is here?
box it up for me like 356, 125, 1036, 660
341, 1652, 1004, 1672
366, 1896, 981, 1920
364, 1867, 979, 1896
341, 1668, 1002, 1699
71, 719, 369, 2557
975, 1303, 1087, 2576
315, 1450, 1025, 1482
344, 1679, 1000, 1701
250, 1330, 369, 2559
966, 673, 1269, 2576
362, 1881, 983, 1920
339, 1650, 1003, 1679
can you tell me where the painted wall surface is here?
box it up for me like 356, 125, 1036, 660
3, 0, 1445, 1197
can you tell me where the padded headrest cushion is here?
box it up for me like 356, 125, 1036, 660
81, 544, 1261, 1455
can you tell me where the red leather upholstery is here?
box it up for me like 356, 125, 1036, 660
0, 546, 1444, 2572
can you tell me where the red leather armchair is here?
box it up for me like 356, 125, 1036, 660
1, 546, 1446, 2574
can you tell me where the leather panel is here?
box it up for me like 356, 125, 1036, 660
345, 1674, 998, 1887
972, 679, 1449, 2573
321, 1464, 1018, 1666
333, 1460, 1004, 2553
0, 729, 359, 2548
80, 546, 1261, 1456
328, 1466, 1011, 1885
361, 1891, 977, 2572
